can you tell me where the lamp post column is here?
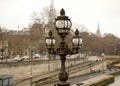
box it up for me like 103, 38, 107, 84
56, 41, 70, 86
58, 55, 69, 86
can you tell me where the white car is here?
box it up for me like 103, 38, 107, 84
0, 56, 4, 60
22, 55, 30, 60
33, 54, 41, 58
44, 55, 48, 58
13, 55, 23, 61
42, 55, 49, 60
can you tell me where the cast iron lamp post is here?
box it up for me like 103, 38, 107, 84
45, 8, 82, 86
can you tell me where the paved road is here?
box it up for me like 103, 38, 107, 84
13, 61, 95, 86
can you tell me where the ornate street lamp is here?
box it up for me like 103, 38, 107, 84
0, 48, 4, 61
54, 8, 72, 39
72, 29, 82, 53
45, 30, 55, 54
45, 8, 82, 86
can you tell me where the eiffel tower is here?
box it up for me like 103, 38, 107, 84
45, 0, 56, 36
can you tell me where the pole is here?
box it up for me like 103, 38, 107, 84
2, 52, 3, 62
90, 63, 92, 73
30, 56, 32, 86
101, 53, 105, 73
57, 56, 69, 86
102, 56, 104, 73
67, 59, 69, 75
48, 53, 50, 71
30, 50, 33, 86
30, 59, 32, 86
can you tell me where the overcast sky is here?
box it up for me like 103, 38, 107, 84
0, 0, 120, 37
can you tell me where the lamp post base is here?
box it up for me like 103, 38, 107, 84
57, 81, 70, 86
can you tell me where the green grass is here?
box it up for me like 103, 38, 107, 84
111, 62, 120, 66
105, 55, 120, 58
109, 71, 120, 76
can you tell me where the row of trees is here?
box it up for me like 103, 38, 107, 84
81, 32, 120, 55
0, 26, 119, 56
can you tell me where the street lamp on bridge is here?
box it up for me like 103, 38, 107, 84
45, 8, 82, 86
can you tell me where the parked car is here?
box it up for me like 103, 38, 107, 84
10, 55, 15, 59
0, 56, 4, 60
44, 55, 48, 58
43, 55, 55, 60
33, 54, 41, 59
13, 55, 23, 61
22, 55, 30, 60
42, 55, 49, 60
